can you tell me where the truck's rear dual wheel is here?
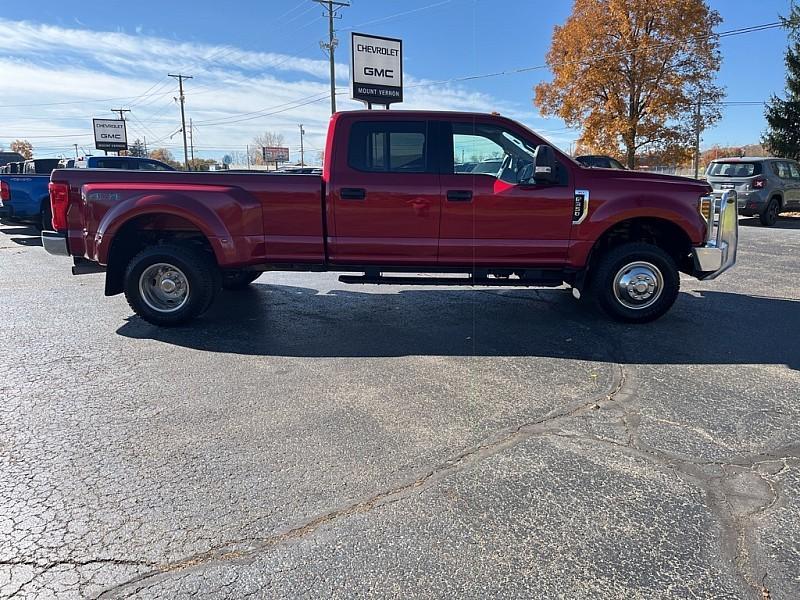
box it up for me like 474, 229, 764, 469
124, 244, 218, 326
588, 242, 680, 323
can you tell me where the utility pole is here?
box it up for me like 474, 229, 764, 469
693, 97, 702, 179
299, 124, 305, 166
314, 0, 349, 114
73, 144, 78, 160
143, 136, 148, 155
110, 108, 130, 121
189, 118, 195, 168
168, 73, 193, 170
110, 108, 130, 155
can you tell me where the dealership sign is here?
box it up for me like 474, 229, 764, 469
93, 119, 127, 151
262, 146, 290, 162
350, 32, 403, 106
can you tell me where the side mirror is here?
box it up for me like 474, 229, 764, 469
532, 144, 557, 184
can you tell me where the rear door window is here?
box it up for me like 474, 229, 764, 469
773, 162, 791, 179
348, 121, 429, 173
788, 162, 800, 179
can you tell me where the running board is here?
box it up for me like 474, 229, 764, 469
338, 274, 563, 287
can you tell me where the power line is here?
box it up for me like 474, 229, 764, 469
196, 92, 347, 127
340, 0, 452, 32
193, 90, 335, 126
405, 20, 787, 90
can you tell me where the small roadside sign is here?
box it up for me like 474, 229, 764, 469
262, 147, 290, 162
93, 119, 127, 151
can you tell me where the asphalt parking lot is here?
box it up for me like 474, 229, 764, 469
1, 217, 798, 599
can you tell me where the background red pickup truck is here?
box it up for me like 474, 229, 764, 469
42, 110, 738, 326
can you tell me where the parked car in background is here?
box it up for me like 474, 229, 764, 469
454, 162, 477, 173
0, 165, 52, 226
576, 155, 626, 169
275, 166, 322, 174
0, 151, 24, 168
1, 162, 24, 174
705, 157, 800, 226
75, 156, 176, 171
0, 159, 66, 225
24, 158, 61, 174
470, 158, 504, 176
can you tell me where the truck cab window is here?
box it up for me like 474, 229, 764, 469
450, 123, 538, 184
348, 121, 428, 173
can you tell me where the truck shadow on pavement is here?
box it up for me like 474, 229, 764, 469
116, 284, 800, 370
0, 223, 43, 246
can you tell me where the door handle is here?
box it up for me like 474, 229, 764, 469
340, 187, 366, 200
447, 190, 473, 202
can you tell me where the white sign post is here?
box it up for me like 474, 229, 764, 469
93, 119, 127, 152
350, 32, 403, 108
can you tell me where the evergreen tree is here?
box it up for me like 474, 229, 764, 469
128, 138, 147, 158
763, 2, 800, 159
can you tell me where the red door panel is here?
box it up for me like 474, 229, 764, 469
439, 173, 573, 267
329, 172, 441, 264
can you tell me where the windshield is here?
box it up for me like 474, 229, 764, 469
706, 162, 761, 177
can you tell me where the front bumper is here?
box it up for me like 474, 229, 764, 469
41, 230, 70, 256
692, 190, 738, 280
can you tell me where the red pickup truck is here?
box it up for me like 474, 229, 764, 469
42, 110, 738, 326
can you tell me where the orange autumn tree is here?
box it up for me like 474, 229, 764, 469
534, 0, 724, 168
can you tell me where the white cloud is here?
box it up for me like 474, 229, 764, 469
0, 18, 572, 161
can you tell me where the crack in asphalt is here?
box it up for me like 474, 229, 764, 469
91, 292, 798, 599
2, 559, 159, 599
95, 366, 628, 598
4, 273, 796, 598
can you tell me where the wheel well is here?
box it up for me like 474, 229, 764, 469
771, 194, 783, 208
588, 218, 694, 275
105, 214, 216, 296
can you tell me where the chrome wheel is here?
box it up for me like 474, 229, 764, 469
613, 261, 663, 310
138, 263, 190, 313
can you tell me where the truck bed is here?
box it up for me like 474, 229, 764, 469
50, 168, 325, 267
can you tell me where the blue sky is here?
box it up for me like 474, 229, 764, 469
0, 0, 793, 163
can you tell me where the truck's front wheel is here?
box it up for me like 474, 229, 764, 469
589, 243, 679, 323
124, 244, 218, 326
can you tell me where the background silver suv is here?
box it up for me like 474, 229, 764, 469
705, 157, 800, 226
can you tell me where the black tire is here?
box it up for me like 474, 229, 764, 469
221, 270, 262, 290
759, 198, 779, 227
588, 242, 680, 323
123, 244, 219, 326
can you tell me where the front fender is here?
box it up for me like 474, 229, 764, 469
568, 189, 706, 269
